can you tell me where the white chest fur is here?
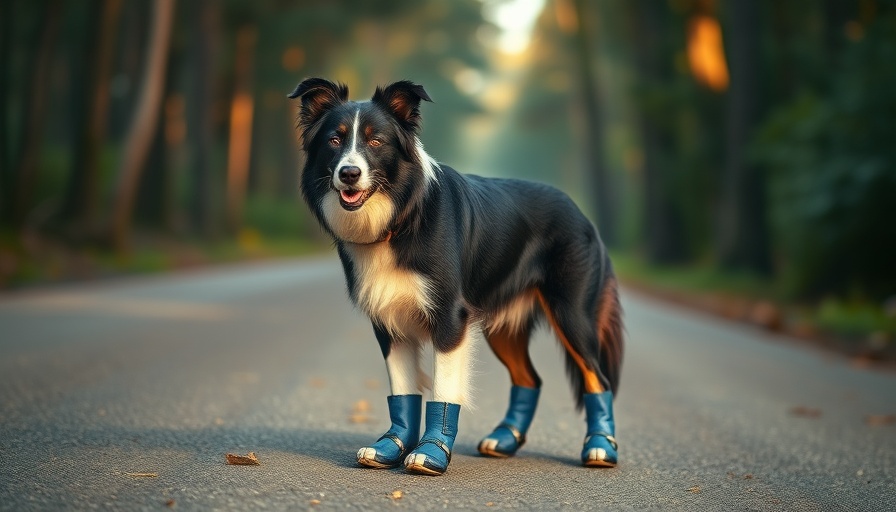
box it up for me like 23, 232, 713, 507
345, 243, 435, 341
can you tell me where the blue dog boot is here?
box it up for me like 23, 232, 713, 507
404, 401, 460, 476
357, 394, 421, 468
581, 391, 618, 467
479, 385, 540, 457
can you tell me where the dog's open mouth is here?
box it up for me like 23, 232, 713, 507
338, 188, 373, 211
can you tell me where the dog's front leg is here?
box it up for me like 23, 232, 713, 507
356, 324, 422, 469
403, 311, 480, 476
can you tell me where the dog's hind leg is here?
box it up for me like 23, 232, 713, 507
485, 325, 541, 389
536, 286, 620, 468
478, 326, 542, 457
357, 326, 422, 469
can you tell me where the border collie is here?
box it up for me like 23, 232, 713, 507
289, 78, 623, 476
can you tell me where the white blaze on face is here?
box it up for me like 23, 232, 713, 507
333, 109, 373, 191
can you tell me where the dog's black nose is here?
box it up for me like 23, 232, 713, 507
338, 166, 362, 185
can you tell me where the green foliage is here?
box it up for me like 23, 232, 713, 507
753, 12, 896, 299
610, 250, 773, 298
243, 196, 309, 238
3, 0, 893, 310
815, 297, 896, 338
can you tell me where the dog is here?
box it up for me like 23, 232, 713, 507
289, 78, 623, 475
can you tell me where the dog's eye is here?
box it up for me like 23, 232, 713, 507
368, 138, 382, 148
329, 136, 341, 147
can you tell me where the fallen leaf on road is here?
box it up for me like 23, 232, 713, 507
390, 489, 403, 500
225, 452, 260, 465
165, 499, 176, 508
749, 301, 783, 331
865, 414, 896, 426
687, 485, 701, 494
743, 473, 754, 480
125, 472, 158, 478
231, 371, 259, 385
310, 499, 321, 505
349, 413, 372, 424
789, 406, 822, 418
350, 400, 373, 424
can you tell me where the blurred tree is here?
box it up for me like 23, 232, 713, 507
12, 0, 62, 227
107, 2, 149, 145
754, 0, 896, 299
111, 0, 176, 253
61, 0, 122, 236
135, 49, 183, 232
571, 0, 615, 246
0, 0, 12, 223
716, 0, 771, 273
478, 1, 583, 196
226, 25, 257, 233
185, 0, 221, 239
626, 0, 689, 264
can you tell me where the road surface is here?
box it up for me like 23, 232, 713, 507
1, 257, 894, 510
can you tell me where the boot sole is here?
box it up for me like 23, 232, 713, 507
477, 446, 512, 458
583, 459, 617, 468
404, 462, 444, 476
357, 457, 397, 469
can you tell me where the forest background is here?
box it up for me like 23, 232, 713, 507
2, 0, 894, 352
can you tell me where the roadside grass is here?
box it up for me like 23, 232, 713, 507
0, 229, 328, 289
611, 252, 774, 298
2, 230, 892, 357
610, 251, 895, 356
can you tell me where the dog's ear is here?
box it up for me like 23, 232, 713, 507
288, 78, 349, 132
371, 80, 432, 131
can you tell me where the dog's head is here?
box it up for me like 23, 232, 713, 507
289, 78, 438, 244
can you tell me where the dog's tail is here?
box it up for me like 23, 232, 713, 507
560, 267, 624, 410
594, 270, 624, 396
541, 257, 625, 410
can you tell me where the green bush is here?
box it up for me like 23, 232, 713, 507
753, 17, 896, 299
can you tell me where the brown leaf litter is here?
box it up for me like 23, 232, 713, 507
789, 406, 822, 418
225, 452, 260, 465
350, 399, 373, 424
865, 414, 896, 426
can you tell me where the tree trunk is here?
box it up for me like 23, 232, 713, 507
186, 0, 219, 238
0, 0, 13, 224
111, 0, 176, 253
12, 0, 62, 227
62, 0, 122, 234
627, 1, 688, 264
225, 25, 258, 233
716, 0, 771, 273
571, 0, 615, 245
107, 1, 150, 144
136, 60, 181, 231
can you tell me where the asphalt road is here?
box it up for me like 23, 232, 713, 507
1, 257, 894, 511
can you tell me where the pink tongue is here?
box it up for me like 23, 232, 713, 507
341, 190, 363, 203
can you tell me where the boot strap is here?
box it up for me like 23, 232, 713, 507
417, 437, 452, 460
584, 431, 617, 450
497, 423, 526, 446
377, 434, 404, 453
